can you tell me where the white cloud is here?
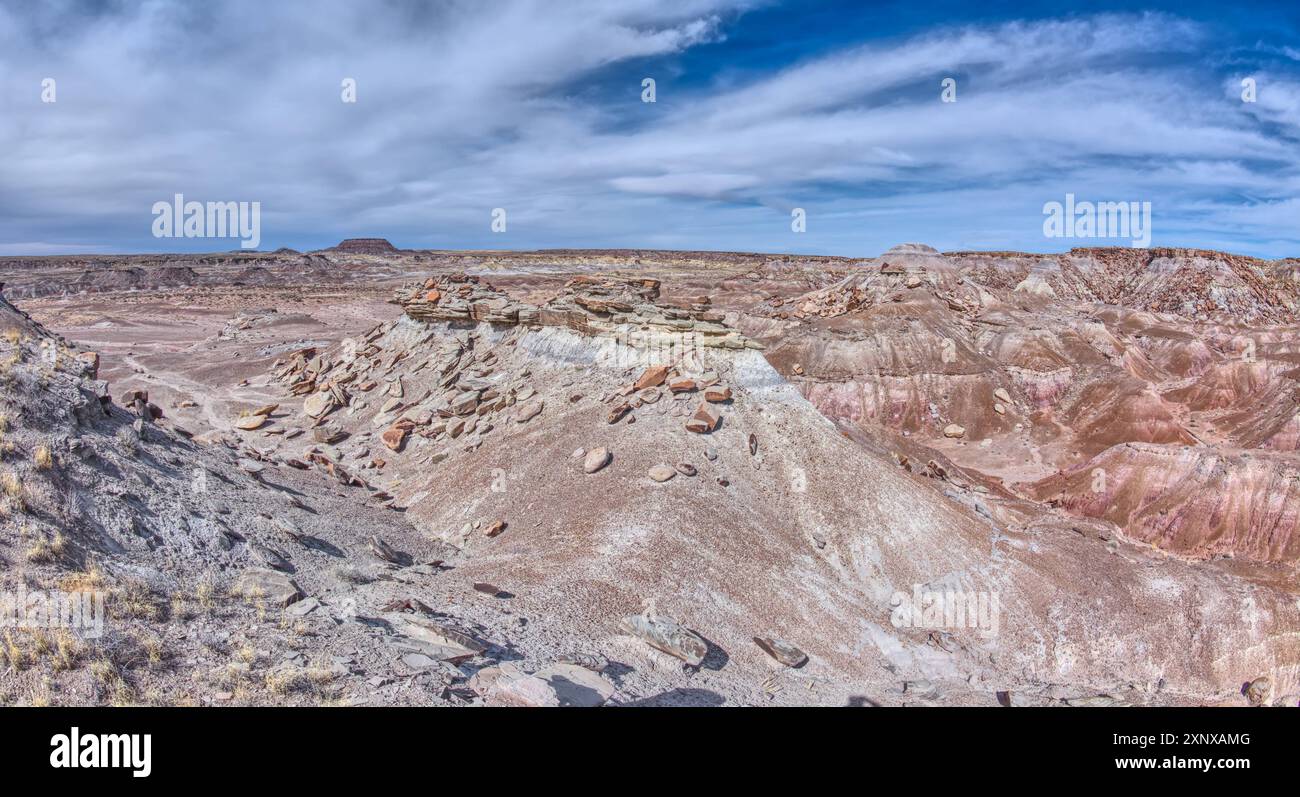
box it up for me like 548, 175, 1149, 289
1234, 74, 1300, 133
0, 3, 1297, 257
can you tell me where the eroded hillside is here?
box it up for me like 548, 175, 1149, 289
3, 241, 1298, 707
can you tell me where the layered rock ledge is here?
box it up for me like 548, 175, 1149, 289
395, 273, 761, 351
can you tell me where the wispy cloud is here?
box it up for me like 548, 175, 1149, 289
1, 2, 1297, 257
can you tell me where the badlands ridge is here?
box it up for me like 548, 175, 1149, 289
0, 241, 1296, 707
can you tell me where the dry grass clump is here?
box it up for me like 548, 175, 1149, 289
169, 576, 219, 621
28, 677, 53, 707
33, 444, 52, 470
0, 628, 82, 672
52, 630, 83, 671
1, 631, 25, 669
1, 470, 26, 513
169, 592, 191, 621
0, 353, 20, 383
264, 667, 304, 695
194, 578, 218, 610
137, 633, 165, 667
61, 564, 107, 593
229, 581, 265, 601
24, 531, 66, 564
211, 660, 253, 693
229, 582, 268, 621
110, 579, 164, 622
89, 657, 136, 705
115, 426, 139, 455
2, 470, 23, 497
265, 665, 337, 697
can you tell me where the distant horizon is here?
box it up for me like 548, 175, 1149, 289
1, 239, 1295, 262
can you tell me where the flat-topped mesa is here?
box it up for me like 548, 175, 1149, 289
331, 237, 399, 254
396, 273, 761, 350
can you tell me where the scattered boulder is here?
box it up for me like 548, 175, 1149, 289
534, 662, 616, 707
648, 464, 677, 482
620, 614, 708, 666
233, 569, 302, 607
119, 388, 149, 406
633, 365, 669, 390
286, 597, 321, 617
77, 351, 100, 378
387, 614, 486, 663
558, 652, 610, 672
686, 404, 720, 434
994, 388, 1012, 404
235, 414, 267, 431
381, 424, 409, 452
303, 391, 336, 419
368, 535, 403, 563
607, 403, 632, 424
469, 664, 557, 707
401, 653, 441, 672
583, 447, 612, 474
753, 636, 808, 668
252, 543, 291, 571
943, 424, 966, 439
903, 679, 939, 699
516, 399, 544, 423
704, 385, 731, 402
1245, 676, 1271, 706
313, 425, 346, 444
469, 662, 615, 707
451, 392, 480, 415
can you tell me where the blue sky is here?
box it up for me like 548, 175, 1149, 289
1, 0, 1299, 257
